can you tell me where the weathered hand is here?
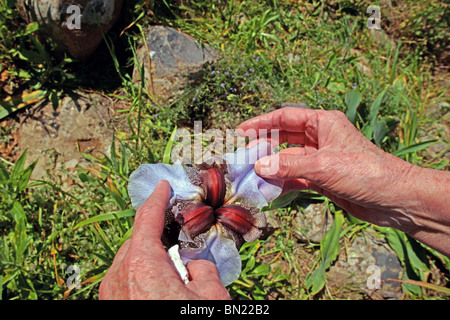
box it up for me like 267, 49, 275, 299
238, 107, 450, 256
99, 180, 231, 300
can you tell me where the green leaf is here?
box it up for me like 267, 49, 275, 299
0, 161, 10, 185
321, 210, 343, 268
305, 210, 344, 295
18, 159, 38, 191
364, 87, 389, 140
373, 118, 389, 147
11, 203, 31, 264
305, 263, 326, 295
24, 22, 39, 35
73, 209, 136, 229
0, 90, 47, 120
163, 126, 178, 164
393, 140, 437, 157
344, 89, 362, 125
11, 149, 27, 181
11, 201, 26, 223
384, 228, 430, 295
251, 264, 270, 277
262, 191, 299, 211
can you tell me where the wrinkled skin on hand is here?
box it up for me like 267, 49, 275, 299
238, 107, 450, 257
99, 180, 230, 300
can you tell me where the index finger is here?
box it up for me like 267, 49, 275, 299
131, 180, 171, 248
237, 107, 321, 136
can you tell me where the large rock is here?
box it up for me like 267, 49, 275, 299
327, 232, 403, 299
132, 25, 218, 100
16, 0, 123, 61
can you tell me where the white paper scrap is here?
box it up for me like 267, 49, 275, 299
168, 245, 190, 284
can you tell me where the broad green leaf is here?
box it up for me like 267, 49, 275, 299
305, 262, 326, 295
373, 118, 389, 147
25, 22, 39, 34
321, 210, 343, 268
364, 87, 388, 140
262, 191, 299, 211
0, 161, 10, 185
11, 201, 26, 222
251, 263, 270, 277
384, 228, 429, 295
344, 89, 362, 125
305, 210, 344, 295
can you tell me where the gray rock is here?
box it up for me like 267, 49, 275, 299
327, 232, 403, 299
369, 29, 397, 50
18, 92, 115, 189
293, 202, 334, 243
16, 0, 123, 61
132, 25, 218, 100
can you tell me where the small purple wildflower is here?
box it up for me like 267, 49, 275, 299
249, 68, 254, 73
220, 83, 226, 89
245, 73, 250, 77
352, 83, 357, 89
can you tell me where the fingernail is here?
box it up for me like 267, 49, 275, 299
257, 156, 271, 168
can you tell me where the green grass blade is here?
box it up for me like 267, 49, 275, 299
73, 209, 135, 229
163, 126, 178, 164
393, 140, 437, 157
387, 278, 450, 295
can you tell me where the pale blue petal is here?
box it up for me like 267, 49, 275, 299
223, 142, 283, 208
178, 225, 241, 286
128, 163, 202, 210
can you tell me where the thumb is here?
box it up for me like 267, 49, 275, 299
255, 152, 321, 181
186, 260, 230, 300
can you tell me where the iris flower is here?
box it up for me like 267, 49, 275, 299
127, 142, 282, 286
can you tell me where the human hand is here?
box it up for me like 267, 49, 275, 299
99, 180, 231, 300
237, 107, 420, 234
